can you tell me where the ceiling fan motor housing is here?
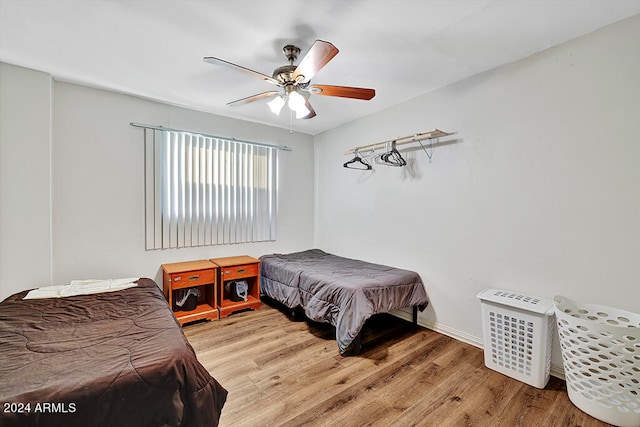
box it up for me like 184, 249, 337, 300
274, 45, 305, 84
272, 64, 297, 84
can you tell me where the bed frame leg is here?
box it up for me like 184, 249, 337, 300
412, 306, 418, 327
353, 330, 363, 355
291, 307, 302, 321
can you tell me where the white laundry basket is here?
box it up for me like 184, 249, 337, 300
477, 289, 555, 388
554, 295, 640, 427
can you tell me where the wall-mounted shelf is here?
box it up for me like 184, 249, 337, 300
345, 129, 453, 155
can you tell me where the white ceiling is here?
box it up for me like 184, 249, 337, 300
1, 1, 639, 135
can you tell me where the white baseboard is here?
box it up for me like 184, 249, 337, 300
392, 310, 565, 380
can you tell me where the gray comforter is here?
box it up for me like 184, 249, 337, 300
260, 249, 428, 353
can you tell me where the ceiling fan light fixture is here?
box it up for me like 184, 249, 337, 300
288, 90, 311, 119
287, 90, 305, 111
267, 95, 285, 115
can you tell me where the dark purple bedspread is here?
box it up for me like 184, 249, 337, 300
260, 249, 429, 353
0, 278, 227, 427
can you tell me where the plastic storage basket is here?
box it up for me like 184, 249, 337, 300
554, 296, 640, 427
477, 289, 555, 388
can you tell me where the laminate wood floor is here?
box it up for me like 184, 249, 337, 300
183, 301, 612, 427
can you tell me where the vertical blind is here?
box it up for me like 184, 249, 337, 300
144, 128, 278, 250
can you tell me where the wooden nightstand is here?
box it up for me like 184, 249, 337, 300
162, 260, 219, 325
210, 255, 261, 318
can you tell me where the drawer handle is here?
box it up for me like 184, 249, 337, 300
174, 276, 182, 282
188, 275, 200, 281
236, 268, 246, 274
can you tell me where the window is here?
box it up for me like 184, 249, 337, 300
144, 128, 278, 249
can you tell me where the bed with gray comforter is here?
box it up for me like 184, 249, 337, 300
259, 249, 429, 354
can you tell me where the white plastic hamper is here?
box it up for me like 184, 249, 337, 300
477, 289, 555, 388
554, 296, 640, 427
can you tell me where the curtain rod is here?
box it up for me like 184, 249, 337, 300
130, 122, 293, 151
344, 129, 453, 155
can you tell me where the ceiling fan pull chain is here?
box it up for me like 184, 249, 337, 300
289, 109, 294, 134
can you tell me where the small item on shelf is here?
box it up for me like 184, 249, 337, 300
225, 280, 248, 302
174, 288, 200, 311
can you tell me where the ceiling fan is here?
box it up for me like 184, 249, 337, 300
203, 40, 375, 119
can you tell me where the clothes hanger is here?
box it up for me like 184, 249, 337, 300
375, 141, 406, 167
343, 150, 372, 170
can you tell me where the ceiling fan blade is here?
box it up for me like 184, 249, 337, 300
227, 91, 281, 107
309, 85, 375, 100
292, 40, 339, 83
302, 98, 316, 119
203, 56, 280, 86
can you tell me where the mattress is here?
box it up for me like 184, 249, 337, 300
260, 249, 429, 353
0, 278, 227, 427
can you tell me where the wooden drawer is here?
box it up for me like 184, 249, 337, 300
171, 268, 215, 290
219, 263, 258, 281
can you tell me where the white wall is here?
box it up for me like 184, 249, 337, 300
314, 15, 640, 371
0, 73, 314, 299
0, 63, 53, 298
